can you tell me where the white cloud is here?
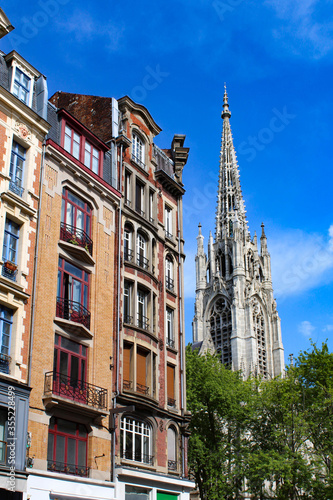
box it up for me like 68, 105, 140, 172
323, 325, 333, 332
265, 0, 333, 59
270, 225, 333, 298
298, 320, 316, 337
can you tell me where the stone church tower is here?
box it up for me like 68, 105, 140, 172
192, 88, 284, 378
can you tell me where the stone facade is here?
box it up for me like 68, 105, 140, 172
193, 89, 284, 379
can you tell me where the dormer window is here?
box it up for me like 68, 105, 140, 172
64, 125, 80, 160
84, 141, 99, 174
62, 121, 101, 175
132, 132, 145, 169
13, 68, 31, 105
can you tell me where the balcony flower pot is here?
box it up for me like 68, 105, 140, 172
4, 261, 17, 271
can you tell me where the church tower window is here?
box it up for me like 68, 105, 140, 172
209, 297, 232, 366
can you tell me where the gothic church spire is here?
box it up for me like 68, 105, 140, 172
215, 86, 247, 240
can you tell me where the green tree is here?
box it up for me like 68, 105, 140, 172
186, 346, 250, 500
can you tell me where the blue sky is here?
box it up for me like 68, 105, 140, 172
3, 0, 333, 363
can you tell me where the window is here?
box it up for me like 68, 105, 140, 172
137, 347, 149, 395
60, 189, 92, 253
167, 365, 176, 408
53, 334, 87, 402
84, 141, 99, 174
137, 233, 148, 270
64, 124, 81, 160
135, 180, 145, 217
209, 297, 232, 366
137, 289, 149, 330
47, 417, 88, 476
166, 256, 174, 291
125, 486, 150, 500
149, 190, 154, 223
56, 259, 90, 329
132, 133, 145, 169
0, 306, 12, 374
166, 308, 174, 348
0, 408, 7, 464
2, 219, 19, 281
165, 206, 172, 238
167, 426, 177, 470
124, 171, 131, 207
124, 225, 133, 262
123, 281, 133, 325
63, 123, 101, 174
123, 343, 132, 390
12, 67, 31, 105
121, 416, 152, 465
10, 141, 25, 196
253, 302, 267, 377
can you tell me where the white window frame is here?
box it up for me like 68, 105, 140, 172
12, 67, 31, 106
121, 417, 152, 465
165, 206, 172, 238
166, 307, 174, 347
132, 132, 145, 169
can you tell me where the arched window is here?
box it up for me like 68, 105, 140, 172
132, 132, 145, 169
252, 302, 267, 377
167, 426, 177, 471
165, 255, 174, 291
60, 189, 92, 253
209, 297, 232, 366
136, 232, 148, 269
124, 224, 133, 262
120, 416, 152, 465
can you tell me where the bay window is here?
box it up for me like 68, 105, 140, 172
84, 141, 99, 174
56, 258, 90, 329
53, 334, 87, 401
137, 288, 148, 330
137, 232, 148, 269
124, 225, 133, 262
60, 189, 92, 253
63, 122, 101, 174
64, 124, 80, 160
123, 281, 133, 325
47, 417, 88, 476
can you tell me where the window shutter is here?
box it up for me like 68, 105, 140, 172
167, 364, 175, 400
137, 349, 147, 388
123, 344, 131, 382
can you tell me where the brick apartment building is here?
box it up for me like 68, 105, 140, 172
0, 8, 194, 500
48, 91, 195, 500
0, 8, 50, 499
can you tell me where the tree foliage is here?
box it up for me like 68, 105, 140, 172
186, 342, 333, 500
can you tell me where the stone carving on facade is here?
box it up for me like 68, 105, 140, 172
15, 121, 31, 140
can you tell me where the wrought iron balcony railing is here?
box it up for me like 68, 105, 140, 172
165, 277, 174, 291
0, 353, 11, 375
137, 314, 149, 331
168, 397, 176, 408
47, 459, 89, 477
122, 450, 153, 465
136, 383, 149, 395
168, 460, 177, 471
9, 178, 24, 197
124, 248, 134, 262
131, 153, 146, 170
166, 337, 175, 349
2, 262, 17, 282
60, 222, 93, 255
44, 371, 108, 410
136, 253, 149, 270
56, 297, 91, 330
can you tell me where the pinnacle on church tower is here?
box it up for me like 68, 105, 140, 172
193, 88, 284, 378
